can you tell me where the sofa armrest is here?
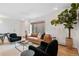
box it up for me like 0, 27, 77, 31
29, 45, 48, 56
40, 41, 48, 46
27, 37, 42, 45
37, 41, 48, 51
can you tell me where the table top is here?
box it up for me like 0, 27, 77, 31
21, 50, 35, 56
17, 40, 29, 44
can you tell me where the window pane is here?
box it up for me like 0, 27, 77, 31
31, 21, 45, 35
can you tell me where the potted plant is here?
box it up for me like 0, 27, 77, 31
51, 3, 79, 49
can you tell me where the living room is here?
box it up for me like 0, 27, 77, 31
0, 3, 79, 56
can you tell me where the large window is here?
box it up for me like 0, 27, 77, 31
31, 21, 45, 35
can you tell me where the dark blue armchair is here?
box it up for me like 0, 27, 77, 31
7, 33, 21, 42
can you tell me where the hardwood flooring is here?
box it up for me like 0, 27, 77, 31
0, 39, 79, 56
58, 45, 79, 56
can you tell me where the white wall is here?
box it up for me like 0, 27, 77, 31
0, 19, 22, 36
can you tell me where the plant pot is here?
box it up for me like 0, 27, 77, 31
66, 37, 73, 49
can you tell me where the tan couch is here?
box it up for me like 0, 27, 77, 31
27, 34, 53, 45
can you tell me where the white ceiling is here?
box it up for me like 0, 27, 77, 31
0, 3, 71, 20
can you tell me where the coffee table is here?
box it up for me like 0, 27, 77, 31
15, 40, 29, 52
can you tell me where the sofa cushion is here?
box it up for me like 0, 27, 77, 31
44, 34, 52, 43
31, 33, 38, 37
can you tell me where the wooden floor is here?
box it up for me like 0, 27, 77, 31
58, 45, 79, 56
0, 39, 79, 56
